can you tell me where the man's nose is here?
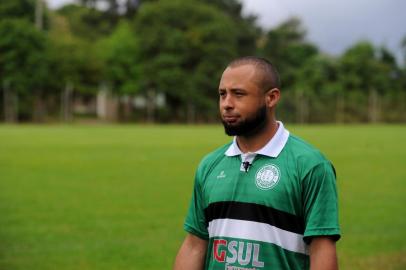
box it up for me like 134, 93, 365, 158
221, 95, 234, 110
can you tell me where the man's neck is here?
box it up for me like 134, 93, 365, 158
236, 120, 279, 153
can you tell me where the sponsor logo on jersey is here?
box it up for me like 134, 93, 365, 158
255, 164, 280, 190
217, 170, 227, 179
225, 265, 259, 270
213, 239, 264, 269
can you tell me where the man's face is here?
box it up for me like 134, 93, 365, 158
218, 64, 268, 136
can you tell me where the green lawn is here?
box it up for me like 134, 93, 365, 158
0, 124, 405, 269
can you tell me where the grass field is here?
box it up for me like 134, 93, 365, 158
0, 124, 405, 270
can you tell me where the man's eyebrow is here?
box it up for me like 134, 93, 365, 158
218, 87, 246, 92
230, 88, 246, 92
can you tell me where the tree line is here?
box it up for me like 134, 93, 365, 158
1, 0, 405, 123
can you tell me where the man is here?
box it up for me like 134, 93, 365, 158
174, 56, 340, 270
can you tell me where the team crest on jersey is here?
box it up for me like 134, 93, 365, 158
255, 164, 280, 190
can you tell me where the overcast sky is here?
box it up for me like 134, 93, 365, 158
48, 0, 406, 63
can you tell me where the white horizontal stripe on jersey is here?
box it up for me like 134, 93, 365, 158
208, 218, 309, 255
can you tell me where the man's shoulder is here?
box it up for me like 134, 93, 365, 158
199, 142, 231, 167
284, 134, 336, 177
194, 142, 232, 179
285, 133, 330, 164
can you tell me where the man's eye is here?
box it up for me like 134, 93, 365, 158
219, 92, 226, 97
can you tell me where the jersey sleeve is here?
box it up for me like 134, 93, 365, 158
183, 165, 209, 240
302, 161, 341, 243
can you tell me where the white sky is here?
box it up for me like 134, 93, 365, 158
47, 0, 406, 63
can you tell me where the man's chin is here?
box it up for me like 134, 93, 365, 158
224, 129, 238, 136
222, 122, 242, 136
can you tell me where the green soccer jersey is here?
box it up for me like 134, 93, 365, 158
184, 122, 340, 270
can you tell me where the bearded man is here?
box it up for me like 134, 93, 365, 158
174, 56, 340, 270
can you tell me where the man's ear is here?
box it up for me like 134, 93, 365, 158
265, 88, 280, 108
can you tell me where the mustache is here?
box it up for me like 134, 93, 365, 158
222, 113, 240, 118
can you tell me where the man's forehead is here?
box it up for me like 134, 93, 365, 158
223, 64, 257, 76
219, 64, 261, 87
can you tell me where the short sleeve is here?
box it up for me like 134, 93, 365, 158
302, 161, 340, 243
184, 167, 209, 240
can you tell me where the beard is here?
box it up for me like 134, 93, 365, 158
221, 105, 268, 137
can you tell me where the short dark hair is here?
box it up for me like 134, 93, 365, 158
227, 56, 281, 91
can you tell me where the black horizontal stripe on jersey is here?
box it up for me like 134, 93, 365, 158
204, 201, 304, 234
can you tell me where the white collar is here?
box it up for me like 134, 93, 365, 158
224, 121, 290, 158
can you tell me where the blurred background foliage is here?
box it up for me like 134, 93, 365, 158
0, 0, 405, 123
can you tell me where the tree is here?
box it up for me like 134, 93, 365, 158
0, 19, 48, 122
377, 45, 405, 122
340, 42, 376, 121
135, 0, 238, 122
261, 18, 318, 123
46, 11, 104, 121
97, 21, 140, 120
0, 0, 36, 23
47, 13, 81, 121
338, 41, 401, 122
0, 0, 50, 30
200, 0, 260, 56
57, 3, 115, 41
399, 37, 406, 122
262, 18, 318, 89
401, 36, 406, 66
78, 0, 156, 17
293, 55, 340, 123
